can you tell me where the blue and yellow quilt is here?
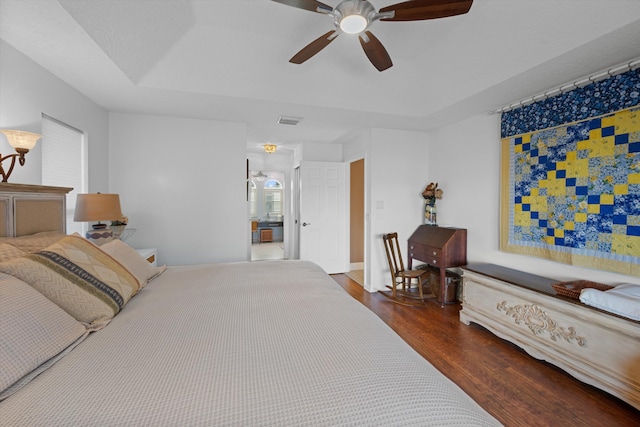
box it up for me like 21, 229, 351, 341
501, 106, 640, 276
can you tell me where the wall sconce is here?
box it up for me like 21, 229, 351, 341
264, 144, 277, 154
74, 193, 123, 245
0, 129, 41, 182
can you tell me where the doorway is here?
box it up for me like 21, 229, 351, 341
346, 158, 365, 286
250, 169, 285, 261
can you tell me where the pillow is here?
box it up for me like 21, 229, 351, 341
0, 243, 27, 262
607, 283, 640, 298
580, 284, 640, 321
0, 233, 141, 326
0, 273, 89, 401
0, 231, 66, 253
101, 239, 166, 288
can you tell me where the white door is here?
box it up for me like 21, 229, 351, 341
299, 161, 348, 274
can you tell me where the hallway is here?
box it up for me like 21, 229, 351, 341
251, 242, 284, 261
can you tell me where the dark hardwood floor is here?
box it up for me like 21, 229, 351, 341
331, 274, 640, 427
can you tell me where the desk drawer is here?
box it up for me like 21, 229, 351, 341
424, 246, 442, 265
408, 243, 424, 260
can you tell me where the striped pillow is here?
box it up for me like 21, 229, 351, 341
0, 234, 141, 326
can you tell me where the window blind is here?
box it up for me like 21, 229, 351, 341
41, 114, 87, 234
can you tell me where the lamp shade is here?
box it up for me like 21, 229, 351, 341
0, 129, 41, 150
74, 193, 123, 222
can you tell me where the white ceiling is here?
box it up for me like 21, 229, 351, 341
2, 0, 640, 152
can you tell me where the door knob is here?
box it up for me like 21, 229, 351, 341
302, 222, 311, 226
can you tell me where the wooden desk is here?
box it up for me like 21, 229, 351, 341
407, 225, 467, 307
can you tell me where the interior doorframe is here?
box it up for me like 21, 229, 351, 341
247, 154, 291, 261
292, 165, 301, 260
349, 158, 365, 272
345, 153, 367, 287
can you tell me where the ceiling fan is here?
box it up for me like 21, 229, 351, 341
272, 0, 473, 71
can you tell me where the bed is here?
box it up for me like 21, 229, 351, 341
0, 185, 500, 426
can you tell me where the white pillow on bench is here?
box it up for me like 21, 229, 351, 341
580, 284, 640, 321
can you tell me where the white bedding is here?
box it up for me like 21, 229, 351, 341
0, 260, 500, 426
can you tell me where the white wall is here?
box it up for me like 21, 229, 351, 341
0, 40, 109, 190
296, 141, 343, 165
109, 113, 248, 266
342, 132, 367, 165
9, 33, 635, 286
366, 128, 430, 292
248, 151, 292, 173
430, 113, 640, 286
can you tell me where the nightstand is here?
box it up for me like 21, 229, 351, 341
135, 248, 157, 266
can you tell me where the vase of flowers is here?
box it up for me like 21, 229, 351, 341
422, 182, 443, 225
110, 215, 128, 239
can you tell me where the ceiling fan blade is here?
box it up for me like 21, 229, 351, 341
379, 0, 473, 21
271, 0, 333, 13
290, 31, 338, 64
359, 31, 392, 72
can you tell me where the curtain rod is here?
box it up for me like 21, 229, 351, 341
491, 58, 640, 115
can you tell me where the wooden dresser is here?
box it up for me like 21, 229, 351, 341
407, 225, 467, 307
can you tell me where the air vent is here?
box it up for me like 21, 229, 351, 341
277, 115, 303, 126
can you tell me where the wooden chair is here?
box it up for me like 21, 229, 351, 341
382, 232, 430, 305
251, 221, 258, 243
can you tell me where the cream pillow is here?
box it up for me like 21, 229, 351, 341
0, 243, 27, 262
0, 231, 66, 253
101, 239, 166, 287
0, 233, 140, 326
0, 273, 89, 401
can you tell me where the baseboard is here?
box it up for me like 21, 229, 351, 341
350, 262, 364, 270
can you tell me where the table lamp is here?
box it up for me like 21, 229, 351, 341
74, 193, 123, 245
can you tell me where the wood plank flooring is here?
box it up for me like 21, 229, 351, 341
331, 274, 640, 427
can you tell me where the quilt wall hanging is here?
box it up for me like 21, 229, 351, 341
500, 68, 640, 276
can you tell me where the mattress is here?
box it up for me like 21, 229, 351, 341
0, 260, 500, 426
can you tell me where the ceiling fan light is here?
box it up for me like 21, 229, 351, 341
340, 14, 367, 34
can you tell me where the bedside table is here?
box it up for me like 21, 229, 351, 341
135, 248, 157, 266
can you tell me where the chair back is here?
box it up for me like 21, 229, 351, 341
383, 232, 405, 280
